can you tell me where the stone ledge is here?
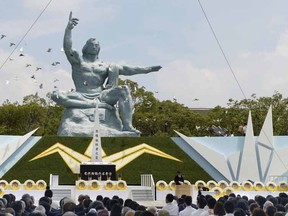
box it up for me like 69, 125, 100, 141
57, 107, 140, 137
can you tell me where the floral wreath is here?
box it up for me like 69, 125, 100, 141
9, 180, 21, 190
266, 181, 277, 192
211, 187, 223, 199
242, 181, 253, 192
183, 180, 191, 185
156, 180, 168, 191
229, 181, 241, 191
223, 187, 234, 196
76, 180, 88, 190
0, 187, 4, 197
253, 181, 265, 192
116, 180, 127, 190
168, 181, 176, 191
104, 180, 116, 190
24, 180, 35, 190
207, 180, 217, 190
278, 181, 288, 192
0, 180, 9, 190
35, 180, 47, 190
195, 180, 207, 190
89, 180, 101, 190
218, 180, 228, 189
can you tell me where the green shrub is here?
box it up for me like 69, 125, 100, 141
3, 136, 212, 185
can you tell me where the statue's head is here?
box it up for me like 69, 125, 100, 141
82, 38, 100, 56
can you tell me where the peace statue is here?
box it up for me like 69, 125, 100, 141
51, 12, 161, 137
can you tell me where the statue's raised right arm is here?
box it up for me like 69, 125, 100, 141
63, 12, 80, 65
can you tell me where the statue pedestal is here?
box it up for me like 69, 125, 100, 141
80, 162, 116, 180
57, 107, 140, 137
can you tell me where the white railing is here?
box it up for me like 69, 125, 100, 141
268, 175, 288, 184
140, 174, 155, 200
141, 174, 155, 187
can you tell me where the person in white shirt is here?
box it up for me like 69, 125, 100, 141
179, 196, 196, 216
162, 194, 179, 216
201, 197, 216, 216
191, 196, 207, 216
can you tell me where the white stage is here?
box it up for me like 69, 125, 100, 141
2, 182, 284, 208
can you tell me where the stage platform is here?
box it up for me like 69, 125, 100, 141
1, 182, 284, 208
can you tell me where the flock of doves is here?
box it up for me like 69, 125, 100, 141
0, 33, 63, 91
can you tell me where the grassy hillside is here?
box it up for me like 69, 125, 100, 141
3, 136, 212, 185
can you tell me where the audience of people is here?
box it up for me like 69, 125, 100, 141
0, 187, 288, 216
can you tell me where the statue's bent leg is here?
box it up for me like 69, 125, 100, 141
51, 90, 97, 108
117, 87, 140, 133
100, 86, 140, 133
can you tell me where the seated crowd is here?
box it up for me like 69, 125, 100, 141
0, 188, 288, 216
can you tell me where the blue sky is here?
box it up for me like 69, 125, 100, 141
1, 0, 288, 108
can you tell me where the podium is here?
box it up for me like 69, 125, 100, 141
175, 184, 193, 197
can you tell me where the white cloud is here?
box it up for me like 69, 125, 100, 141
229, 28, 288, 101
153, 30, 288, 108
0, 19, 66, 40
0, 49, 73, 104
0, 1, 120, 40
23, 0, 83, 14
274, 30, 288, 58
153, 59, 239, 108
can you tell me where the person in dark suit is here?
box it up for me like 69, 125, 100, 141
174, 171, 184, 185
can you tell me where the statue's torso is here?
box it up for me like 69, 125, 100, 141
72, 60, 109, 94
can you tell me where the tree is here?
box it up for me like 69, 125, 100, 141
0, 94, 63, 135
23, 93, 47, 106
1, 83, 288, 137
207, 92, 288, 136
0, 103, 24, 134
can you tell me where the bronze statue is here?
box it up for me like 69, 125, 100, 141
52, 12, 161, 136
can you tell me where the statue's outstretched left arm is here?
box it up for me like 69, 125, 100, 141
119, 65, 162, 76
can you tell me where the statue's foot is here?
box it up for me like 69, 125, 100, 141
122, 125, 140, 134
